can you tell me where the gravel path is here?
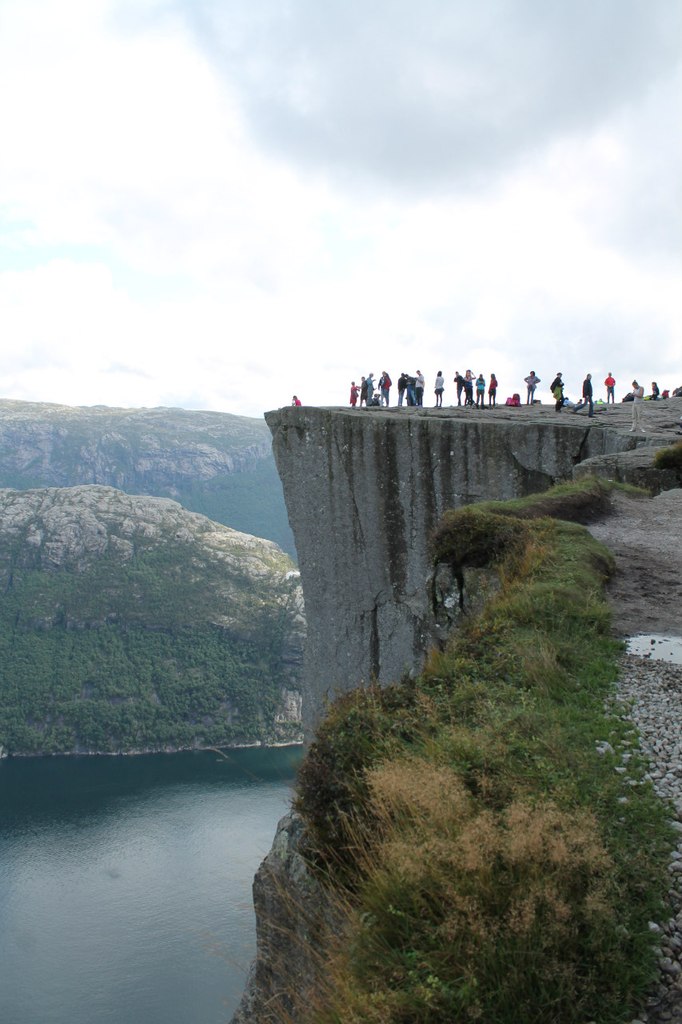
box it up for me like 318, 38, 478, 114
589, 489, 682, 1023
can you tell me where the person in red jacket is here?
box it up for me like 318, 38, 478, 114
350, 381, 360, 406
604, 372, 616, 404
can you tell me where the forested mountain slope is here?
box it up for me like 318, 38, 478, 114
0, 485, 303, 756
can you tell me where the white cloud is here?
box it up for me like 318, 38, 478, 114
0, 0, 679, 419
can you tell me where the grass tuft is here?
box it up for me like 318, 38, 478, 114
653, 440, 682, 471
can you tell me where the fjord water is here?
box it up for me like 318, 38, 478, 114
0, 747, 301, 1024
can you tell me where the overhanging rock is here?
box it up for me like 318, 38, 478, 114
266, 402, 679, 732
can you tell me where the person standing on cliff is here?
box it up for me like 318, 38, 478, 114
475, 373, 486, 407
415, 370, 425, 407
397, 373, 408, 406
360, 376, 368, 407
464, 370, 474, 406
524, 371, 541, 404
581, 374, 594, 417
379, 371, 392, 406
550, 372, 564, 411
350, 381, 360, 407
630, 380, 645, 431
488, 373, 498, 407
366, 374, 375, 405
604, 372, 616, 404
434, 371, 445, 407
454, 371, 465, 406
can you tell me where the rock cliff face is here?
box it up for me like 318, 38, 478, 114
265, 401, 678, 731
0, 485, 304, 755
231, 811, 340, 1024
231, 400, 681, 1024
0, 399, 295, 555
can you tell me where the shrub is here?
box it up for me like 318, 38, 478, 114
653, 440, 682, 471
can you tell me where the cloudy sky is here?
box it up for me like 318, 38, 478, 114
1, 0, 680, 419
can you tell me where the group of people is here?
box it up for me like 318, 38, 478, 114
547, 372, 673, 420
350, 370, 501, 408
347, 368, 677, 418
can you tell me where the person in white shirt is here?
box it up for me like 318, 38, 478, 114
434, 372, 445, 407
630, 380, 645, 432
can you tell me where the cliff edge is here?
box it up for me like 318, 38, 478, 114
266, 401, 679, 731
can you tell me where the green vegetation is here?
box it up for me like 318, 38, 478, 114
0, 503, 302, 755
653, 440, 682, 472
0, 621, 297, 754
294, 478, 672, 1024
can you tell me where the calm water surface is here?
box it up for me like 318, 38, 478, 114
0, 747, 302, 1024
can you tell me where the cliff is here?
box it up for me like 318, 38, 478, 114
0, 399, 295, 556
0, 485, 304, 755
233, 401, 680, 1024
265, 400, 679, 730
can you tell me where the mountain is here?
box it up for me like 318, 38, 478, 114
0, 399, 295, 557
0, 485, 303, 756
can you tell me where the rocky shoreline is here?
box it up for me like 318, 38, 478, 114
0, 737, 304, 761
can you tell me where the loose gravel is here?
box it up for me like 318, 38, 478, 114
618, 655, 682, 1024
588, 490, 682, 1023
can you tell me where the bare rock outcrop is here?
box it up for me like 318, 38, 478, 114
0, 399, 294, 555
231, 812, 340, 1024
266, 401, 680, 731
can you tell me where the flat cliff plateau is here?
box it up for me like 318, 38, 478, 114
266, 398, 681, 731
0, 399, 295, 556
0, 485, 303, 755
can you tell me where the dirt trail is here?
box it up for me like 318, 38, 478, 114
588, 489, 682, 637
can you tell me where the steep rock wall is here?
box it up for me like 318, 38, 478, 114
266, 403, 662, 730
232, 401, 678, 1023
